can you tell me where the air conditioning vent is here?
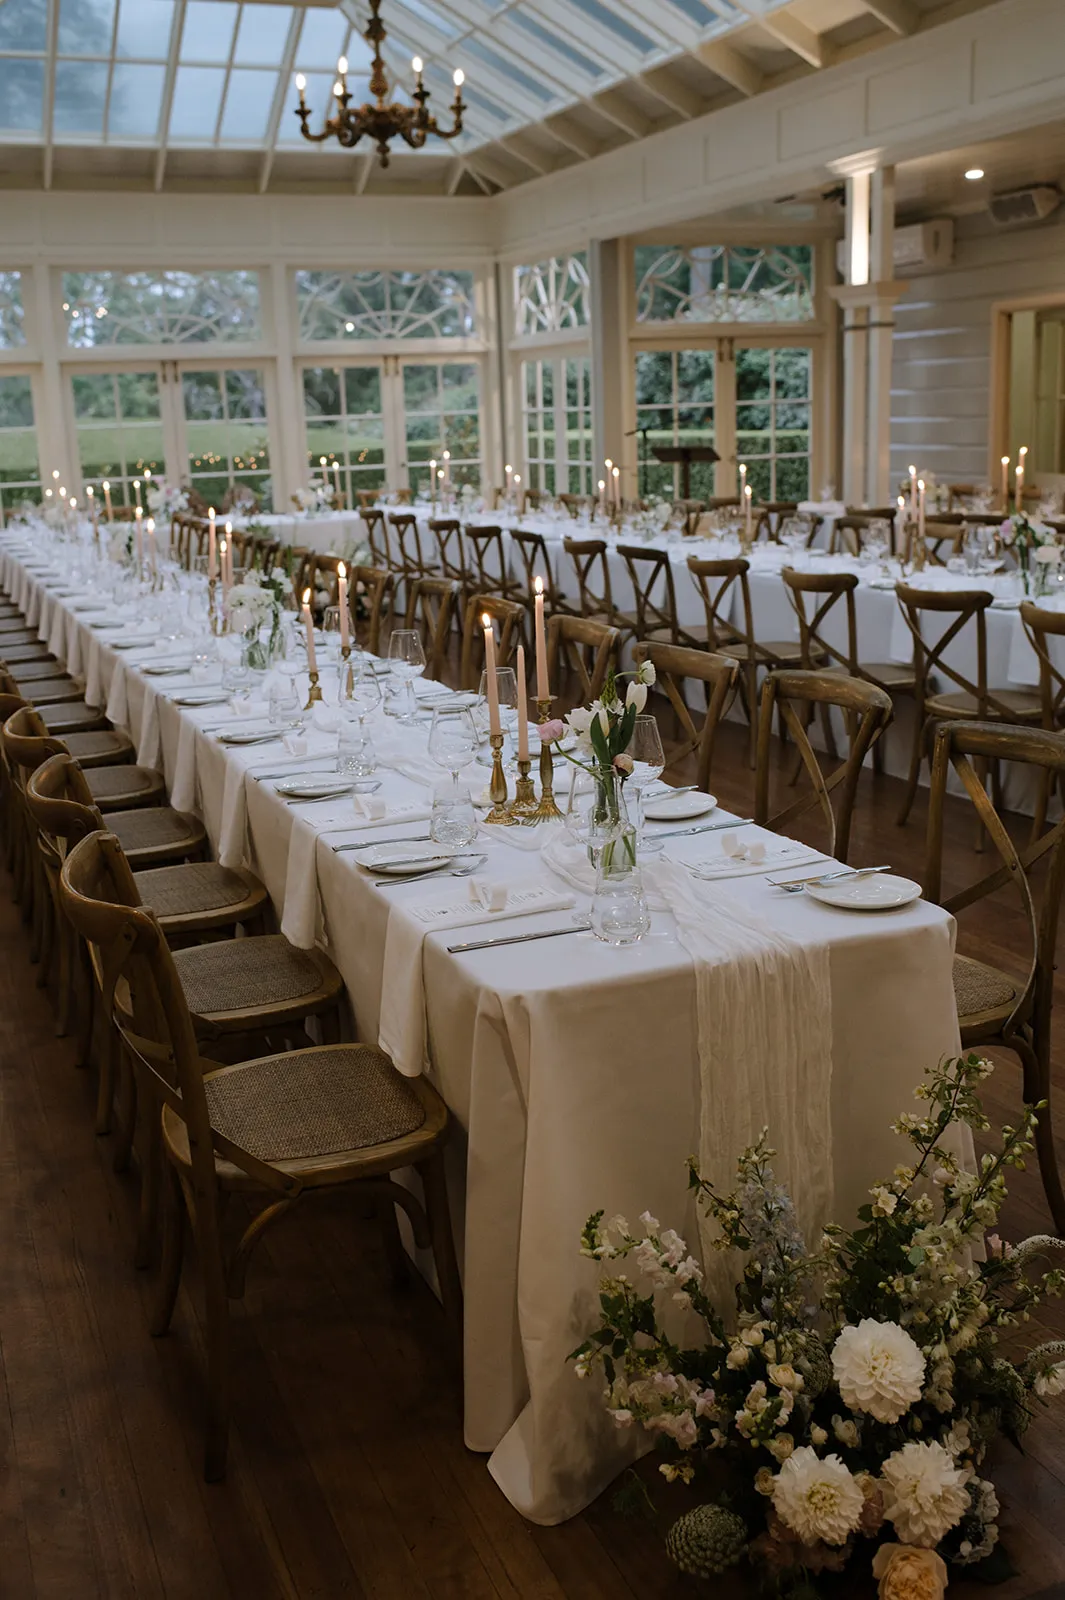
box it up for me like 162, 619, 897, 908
988, 186, 1061, 226
834, 219, 954, 277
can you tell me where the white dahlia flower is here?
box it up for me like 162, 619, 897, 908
771, 1447, 864, 1547
880, 1440, 970, 1547
831, 1319, 925, 1424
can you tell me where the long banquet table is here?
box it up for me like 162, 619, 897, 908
0, 528, 964, 1525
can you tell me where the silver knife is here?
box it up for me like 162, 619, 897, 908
649, 816, 753, 840
334, 833, 432, 850
448, 919, 592, 953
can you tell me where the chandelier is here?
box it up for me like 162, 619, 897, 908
294, 0, 466, 168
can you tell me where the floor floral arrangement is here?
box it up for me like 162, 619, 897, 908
572, 1055, 1065, 1596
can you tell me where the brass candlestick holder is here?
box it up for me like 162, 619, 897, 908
508, 756, 537, 818
304, 669, 324, 710
532, 696, 563, 822
483, 730, 514, 825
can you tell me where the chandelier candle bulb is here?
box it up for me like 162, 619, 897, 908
295, 72, 307, 109
483, 612, 500, 736
337, 562, 350, 652
102, 479, 112, 521
533, 576, 548, 699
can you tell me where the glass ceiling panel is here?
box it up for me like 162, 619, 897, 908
180, 0, 238, 63
169, 64, 225, 139
54, 59, 109, 134
0, 0, 47, 53
220, 67, 278, 141
57, 0, 115, 57
461, 38, 556, 104
109, 62, 167, 137
396, 0, 460, 42
0, 58, 44, 131
115, 0, 174, 60
233, 4, 292, 66
508, 11, 603, 79
293, 9, 349, 68
277, 69, 338, 143
563, 0, 657, 54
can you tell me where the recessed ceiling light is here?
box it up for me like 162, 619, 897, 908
965, 167, 985, 181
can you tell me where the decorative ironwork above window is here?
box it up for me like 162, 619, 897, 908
634, 245, 814, 325
61, 270, 262, 347
296, 269, 476, 342
0, 272, 26, 348
514, 252, 590, 338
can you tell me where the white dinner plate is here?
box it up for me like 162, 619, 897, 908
805, 873, 921, 911
358, 842, 455, 874
110, 636, 158, 650
644, 791, 717, 823
274, 777, 352, 800
172, 691, 228, 707
142, 660, 194, 676
217, 729, 279, 746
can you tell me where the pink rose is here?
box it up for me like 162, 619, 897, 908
872, 1544, 947, 1600
538, 719, 565, 742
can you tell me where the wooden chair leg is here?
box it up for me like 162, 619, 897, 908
376, 1194, 411, 1291
150, 1162, 185, 1338
134, 1098, 162, 1269
112, 1035, 137, 1166
196, 1208, 233, 1482
55, 909, 72, 1040
897, 714, 928, 826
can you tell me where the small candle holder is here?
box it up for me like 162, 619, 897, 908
532, 696, 563, 822
508, 758, 537, 818
483, 731, 515, 825
304, 669, 324, 710
208, 576, 222, 636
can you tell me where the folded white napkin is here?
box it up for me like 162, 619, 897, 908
378, 880, 576, 1076
683, 840, 824, 882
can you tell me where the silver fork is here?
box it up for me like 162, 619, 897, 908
770, 864, 893, 893
373, 854, 487, 887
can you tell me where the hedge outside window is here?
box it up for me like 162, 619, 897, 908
0, 374, 41, 525
735, 346, 811, 502
403, 362, 480, 494
303, 364, 386, 503
183, 367, 272, 510
62, 270, 262, 347
296, 269, 476, 342
71, 369, 165, 508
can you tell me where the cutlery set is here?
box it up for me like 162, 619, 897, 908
768, 865, 893, 892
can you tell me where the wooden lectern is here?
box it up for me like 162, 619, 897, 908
652, 444, 719, 500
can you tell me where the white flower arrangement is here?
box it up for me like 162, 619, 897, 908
574, 1054, 1065, 1594
223, 569, 276, 631
292, 485, 332, 515
146, 479, 188, 517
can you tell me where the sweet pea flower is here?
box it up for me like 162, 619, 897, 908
538, 718, 566, 742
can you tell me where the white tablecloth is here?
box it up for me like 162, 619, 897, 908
0, 531, 964, 1525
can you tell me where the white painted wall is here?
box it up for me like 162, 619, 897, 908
890, 210, 1065, 489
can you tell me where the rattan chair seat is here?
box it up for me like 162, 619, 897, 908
134, 862, 262, 922
953, 953, 1018, 1021
17, 677, 83, 704
37, 701, 108, 735
0, 631, 43, 646
196, 1044, 426, 1164
11, 659, 76, 683
172, 934, 339, 1018
719, 639, 806, 663
62, 729, 135, 766
927, 688, 1041, 719
109, 805, 205, 860
85, 765, 166, 808
1, 643, 54, 662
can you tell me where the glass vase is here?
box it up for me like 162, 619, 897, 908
241, 623, 269, 673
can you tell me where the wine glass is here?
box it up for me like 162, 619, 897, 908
627, 714, 666, 853
342, 657, 382, 723
388, 628, 426, 723
476, 666, 519, 754
428, 706, 478, 787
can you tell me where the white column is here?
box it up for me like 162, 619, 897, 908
29, 263, 73, 490
267, 262, 303, 510
589, 238, 625, 494
867, 166, 897, 506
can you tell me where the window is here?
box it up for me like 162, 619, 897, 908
634, 349, 716, 499
182, 366, 272, 508
564, 356, 592, 493
296, 269, 477, 342
635, 245, 814, 325
62, 269, 261, 347
0, 375, 41, 526
514, 253, 590, 338
71, 369, 165, 507
402, 362, 480, 494
302, 364, 386, 502
735, 346, 811, 501
522, 360, 555, 494
0, 272, 26, 349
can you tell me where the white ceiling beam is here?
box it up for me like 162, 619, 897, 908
524, 0, 643, 79
154, 0, 186, 193
465, 147, 517, 190
638, 66, 706, 120
541, 112, 601, 160
446, 158, 465, 196
694, 40, 763, 98
590, 88, 651, 140
500, 131, 554, 176
42, 0, 58, 191
756, 11, 833, 70
858, 0, 918, 35
354, 153, 373, 194
258, 6, 302, 193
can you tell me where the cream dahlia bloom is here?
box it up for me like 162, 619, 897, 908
831, 1319, 925, 1424
880, 1441, 970, 1547
771, 1447, 864, 1547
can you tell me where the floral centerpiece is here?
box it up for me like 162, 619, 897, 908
146, 478, 188, 519
540, 661, 656, 846
292, 485, 332, 515
573, 1054, 1065, 1596
999, 513, 1060, 595
223, 568, 287, 668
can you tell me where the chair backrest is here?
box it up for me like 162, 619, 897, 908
781, 568, 859, 675
510, 529, 560, 607
671, 499, 705, 538
313, 554, 343, 610
463, 525, 507, 595
894, 583, 1000, 715
348, 564, 393, 657
706, 497, 740, 511
1021, 600, 1065, 729
459, 594, 524, 691
546, 615, 620, 705
634, 641, 738, 794
829, 515, 870, 557
357, 488, 379, 511
523, 488, 545, 513
755, 669, 893, 863
558, 493, 587, 519
361, 508, 387, 566
405, 577, 460, 680
754, 501, 798, 542
686, 556, 754, 654
948, 483, 978, 510
388, 512, 425, 578
922, 520, 966, 567
563, 537, 612, 618
924, 719, 1065, 1050
24, 750, 104, 881
429, 519, 467, 588
616, 545, 679, 643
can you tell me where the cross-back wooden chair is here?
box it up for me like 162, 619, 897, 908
348, 564, 394, 657
562, 537, 613, 628
615, 544, 692, 648
312, 554, 343, 609
558, 492, 589, 519
754, 501, 798, 542
894, 583, 1041, 827
924, 719, 1065, 1233
828, 515, 873, 557
1020, 600, 1065, 837
922, 520, 966, 567
58, 829, 460, 1482
361, 508, 388, 567
687, 556, 805, 764
389, 512, 437, 585
781, 568, 915, 769
459, 594, 525, 691
0, 666, 110, 739
522, 488, 545, 513
948, 483, 978, 511
356, 488, 379, 512
510, 528, 571, 616
634, 641, 738, 795
405, 577, 461, 681
429, 519, 469, 602
754, 670, 893, 865
3, 701, 164, 811
671, 499, 705, 538
463, 524, 523, 604
546, 615, 621, 708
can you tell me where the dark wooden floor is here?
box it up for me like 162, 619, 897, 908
4, 715, 1065, 1599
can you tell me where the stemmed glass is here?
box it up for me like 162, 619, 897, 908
428, 706, 479, 788
338, 658, 382, 776
476, 666, 519, 755
388, 628, 426, 723
627, 714, 666, 853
